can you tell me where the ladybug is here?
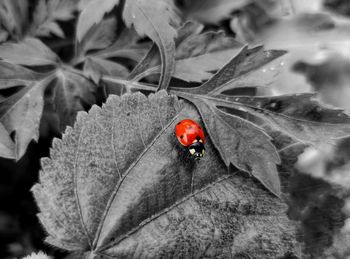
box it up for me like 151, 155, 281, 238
175, 119, 205, 159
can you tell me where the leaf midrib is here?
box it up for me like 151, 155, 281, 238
97, 173, 236, 252
92, 105, 182, 250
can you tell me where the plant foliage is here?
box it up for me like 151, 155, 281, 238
0, 0, 349, 257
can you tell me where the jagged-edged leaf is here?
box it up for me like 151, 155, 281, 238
75, 17, 117, 63
176, 45, 287, 95
0, 61, 42, 89
77, 0, 119, 41
84, 57, 129, 84
164, 46, 350, 196
129, 21, 243, 83
79, 27, 150, 82
0, 72, 56, 160
181, 0, 248, 24
91, 28, 150, 62
52, 69, 96, 131
0, 0, 28, 40
29, 0, 77, 38
123, 0, 179, 90
0, 38, 60, 67
189, 97, 281, 196
0, 62, 96, 159
32, 91, 300, 258
210, 93, 350, 145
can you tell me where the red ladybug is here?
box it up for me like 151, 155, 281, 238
175, 119, 205, 159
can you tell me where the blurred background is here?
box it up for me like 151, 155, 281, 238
1, 0, 350, 258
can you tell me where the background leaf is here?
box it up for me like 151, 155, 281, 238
32, 91, 300, 258
76, 0, 120, 41
190, 97, 281, 196
0, 38, 60, 67
75, 17, 118, 63
51, 69, 96, 131
172, 45, 350, 196
0, 72, 55, 160
181, 0, 249, 24
129, 21, 243, 83
0, 0, 28, 40
0, 61, 96, 160
123, 0, 179, 90
29, 0, 77, 38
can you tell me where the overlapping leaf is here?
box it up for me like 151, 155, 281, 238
129, 21, 243, 83
181, 0, 249, 24
0, 0, 28, 40
32, 91, 300, 258
29, 0, 77, 38
123, 0, 179, 90
0, 61, 96, 160
76, 17, 118, 62
76, 17, 150, 83
52, 69, 96, 131
0, 62, 55, 159
0, 38, 60, 67
77, 0, 179, 90
168, 45, 350, 196
77, 0, 120, 41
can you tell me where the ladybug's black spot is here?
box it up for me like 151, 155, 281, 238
180, 135, 184, 139
177, 122, 181, 125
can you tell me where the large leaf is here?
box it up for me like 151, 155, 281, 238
129, 21, 243, 83
0, 38, 60, 67
32, 91, 300, 258
29, 0, 77, 38
123, 0, 179, 90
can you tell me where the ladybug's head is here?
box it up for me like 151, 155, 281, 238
188, 139, 205, 160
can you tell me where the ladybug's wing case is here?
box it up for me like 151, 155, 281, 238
175, 122, 190, 146
175, 119, 204, 146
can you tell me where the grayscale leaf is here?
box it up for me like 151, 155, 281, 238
182, 0, 249, 24
130, 21, 243, 83
189, 97, 281, 196
123, 0, 179, 90
52, 69, 96, 131
32, 91, 300, 258
170, 45, 350, 197
75, 17, 118, 63
30, 0, 77, 38
0, 72, 55, 160
0, 38, 60, 67
76, 0, 120, 41
84, 57, 129, 84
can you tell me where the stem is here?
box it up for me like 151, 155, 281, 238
102, 75, 158, 92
